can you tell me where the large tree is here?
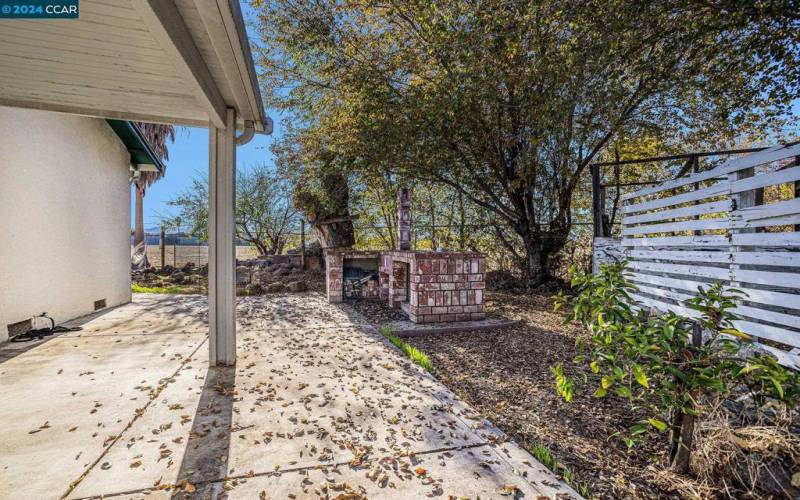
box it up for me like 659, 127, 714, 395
253, 0, 799, 284
274, 136, 356, 249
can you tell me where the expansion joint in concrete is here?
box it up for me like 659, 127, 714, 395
70, 441, 492, 500
60, 338, 208, 499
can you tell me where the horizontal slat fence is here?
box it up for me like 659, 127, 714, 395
620, 143, 800, 370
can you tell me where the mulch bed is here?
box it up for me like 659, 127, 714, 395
410, 291, 674, 499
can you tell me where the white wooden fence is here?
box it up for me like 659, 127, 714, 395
620, 142, 800, 369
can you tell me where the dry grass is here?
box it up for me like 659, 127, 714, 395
692, 402, 799, 498
645, 405, 799, 499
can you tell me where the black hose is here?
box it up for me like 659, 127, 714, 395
9, 313, 81, 342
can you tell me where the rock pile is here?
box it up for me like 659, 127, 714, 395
239, 257, 322, 295
132, 256, 324, 295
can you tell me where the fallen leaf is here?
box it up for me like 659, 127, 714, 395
499, 484, 519, 496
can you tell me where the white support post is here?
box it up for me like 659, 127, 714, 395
209, 108, 237, 366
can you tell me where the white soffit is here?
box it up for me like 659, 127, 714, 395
0, 0, 268, 132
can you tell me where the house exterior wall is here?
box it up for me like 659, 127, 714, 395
0, 107, 132, 342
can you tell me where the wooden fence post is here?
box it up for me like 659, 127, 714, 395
160, 225, 166, 269
300, 219, 306, 269
728, 166, 759, 287
795, 156, 799, 231
690, 156, 701, 236
591, 164, 605, 237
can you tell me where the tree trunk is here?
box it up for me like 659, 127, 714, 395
254, 240, 269, 256
134, 184, 146, 247
670, 409, 695, 474
313, 220, 355, 249
522, 233, 546, 287
670, 323, 701, 474
275, 237, 287, 255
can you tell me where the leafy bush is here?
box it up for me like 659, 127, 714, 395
553, 261, 800, 473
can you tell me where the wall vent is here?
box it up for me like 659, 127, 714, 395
7, 319, 32, 338
94, 299, 107, 311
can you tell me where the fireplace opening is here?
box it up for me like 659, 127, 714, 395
343, 258, 380, 299
391, 261, 410, 304
393, 261, 411, 314
403, 263, 410, 301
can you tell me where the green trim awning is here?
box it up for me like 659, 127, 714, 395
106, 120, 165, 174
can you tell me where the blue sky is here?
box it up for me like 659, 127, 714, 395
131, 126, 278, 232
131, 2, 282, 233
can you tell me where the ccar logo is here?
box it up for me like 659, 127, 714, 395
0, 1, 79, 19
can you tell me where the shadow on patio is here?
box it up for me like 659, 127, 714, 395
172, 366, 235, 499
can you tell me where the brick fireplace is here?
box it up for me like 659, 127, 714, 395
324, 187, 486, 323
326, 250, 486, 323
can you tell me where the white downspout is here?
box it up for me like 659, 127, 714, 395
234, 120, 256, 146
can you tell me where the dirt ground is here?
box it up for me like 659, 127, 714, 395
394, 292, 800, 499
131, 256, 326, 296
406, 292, 682, 499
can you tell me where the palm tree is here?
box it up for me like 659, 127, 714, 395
132, 123, 175, 249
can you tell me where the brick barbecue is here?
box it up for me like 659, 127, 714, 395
326, 250, 486, 323
324, 189, 486, 324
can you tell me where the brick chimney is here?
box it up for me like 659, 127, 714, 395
397, 187, 411, 251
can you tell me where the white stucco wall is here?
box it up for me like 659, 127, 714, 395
0, 107, 132, 342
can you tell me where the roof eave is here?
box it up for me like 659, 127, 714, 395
106, 120, 166, 174
225, 0, 271, 134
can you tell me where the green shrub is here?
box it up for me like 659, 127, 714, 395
554, 261, 800, 473
379, 326, 433, 372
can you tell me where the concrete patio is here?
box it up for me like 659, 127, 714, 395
0, 293, 578, 499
